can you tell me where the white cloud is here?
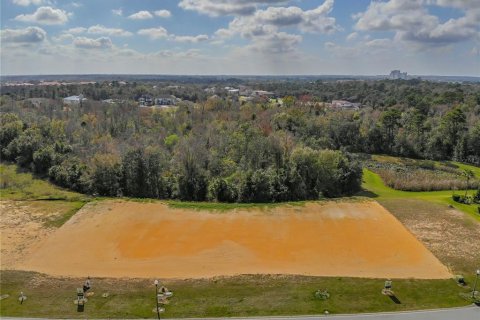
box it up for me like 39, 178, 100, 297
154, 10, 171, 18
217, 1, 338, 39
251, 1, 338, 34
128, 10, 153, 20
137, 27, 169, 40
151, 49, 202, 59
1, 26, 46, 43
66, 27, 87, 34
178, 0, 287, 17
430, 0, 480, 10
115, 48, 142, 58
52, 33, 75, 42
346, 32, 358, 41
365, 38, 392, 49
87, 25, 132, 37
173, 34, 209, 43
214, 0, 337, 55
12, 0, 49, 6
354, 0, 480, 48
246, 32, 302, 54
14, 6, 70, 25
112, 8, 123, 16
73, 36, 113, 49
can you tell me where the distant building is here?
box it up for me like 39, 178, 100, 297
155, 96, 176, 106
252, 90, 275, 98
63, 95, 86, 104
139, 95, 178, 107
389, 70, 408, 80
138, 95, 154, 106
331, 100, 361, 110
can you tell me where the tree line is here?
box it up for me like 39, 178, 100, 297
1, 79, 479, 201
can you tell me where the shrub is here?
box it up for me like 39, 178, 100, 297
474, 188, 480, 204
452, 194, 473, 204
208, 177, 237, 202
314, 289, 330, 300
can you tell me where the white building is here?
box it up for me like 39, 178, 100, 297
63, 95, 87, 104
227, 89, 240, 95
331, 100, 361, 110
252, 90, 274, 97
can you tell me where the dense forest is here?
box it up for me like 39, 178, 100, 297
1, 79, 479, 202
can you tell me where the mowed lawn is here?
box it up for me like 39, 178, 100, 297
362, 168, 480, 221
0, 271, 473, 318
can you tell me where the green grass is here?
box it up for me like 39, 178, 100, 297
166, 200, 307, 211
0, 271, 473, 318
43, 201, 87, 228
451, 161, 480, 178
1, 163, 89, 228
362, 168, 480, 221
0, 163, 86, 201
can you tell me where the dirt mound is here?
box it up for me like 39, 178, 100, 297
15, 200, 451, 279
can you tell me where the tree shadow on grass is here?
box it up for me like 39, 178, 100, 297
389, 295, 401, 304
356, 189, 378, 198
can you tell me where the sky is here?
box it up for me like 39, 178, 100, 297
1, 0, 479, 76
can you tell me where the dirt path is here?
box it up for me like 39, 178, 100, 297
0, 201, 55, 269
15, 200, 450, 279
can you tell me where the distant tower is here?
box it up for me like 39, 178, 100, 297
389, 70, 408, 80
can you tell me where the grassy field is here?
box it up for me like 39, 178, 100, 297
1, 161, 479, 318
0, 163, 88, 228
0, 270, 474, 318
366, 155, 480, 191
361, 168, 480, 221
166, 199, 307, 211
0, 163, 86, 201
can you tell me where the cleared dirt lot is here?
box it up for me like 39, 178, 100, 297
15, 200, 450, 279
0, 200, 80, 269
378, 198, 480, 273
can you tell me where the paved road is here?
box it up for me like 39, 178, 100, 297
1, 306, 479, 320
226, 306, 480, 320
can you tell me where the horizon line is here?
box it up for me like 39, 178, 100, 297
2, 73, 479, 78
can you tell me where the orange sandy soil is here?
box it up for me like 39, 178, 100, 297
15, 200, 451, 279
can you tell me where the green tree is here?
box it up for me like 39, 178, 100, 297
92, 154, 122, 196
380, 109, 401, 152
33, 146, 56, 174
441, 108, 466, 157
122, 148, 147, 198
0, 113, 24, 158
176, 150, 207, 201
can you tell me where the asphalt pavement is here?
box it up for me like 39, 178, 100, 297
1, 305, 479, 320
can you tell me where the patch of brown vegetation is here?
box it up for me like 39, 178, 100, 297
1, 201, 54, 268
378, 199, 480, 273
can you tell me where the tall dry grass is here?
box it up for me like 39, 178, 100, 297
375, 168, 479, 191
